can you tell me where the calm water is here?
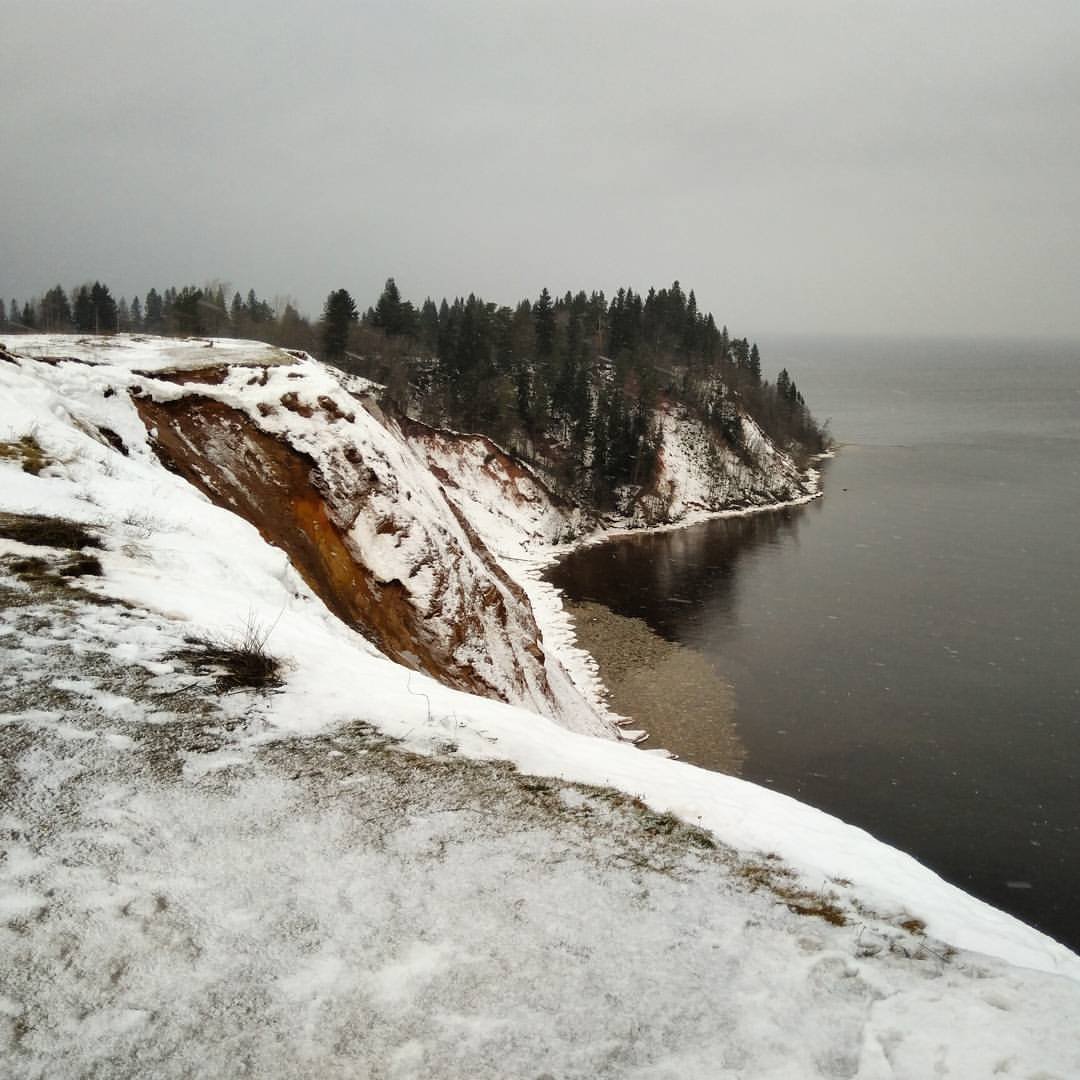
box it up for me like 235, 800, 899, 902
549, 336, 1080, 951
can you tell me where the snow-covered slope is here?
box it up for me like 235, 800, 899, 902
0, 334, 611, 737
622, 401, 818, 526
1, 335, 1078, 1076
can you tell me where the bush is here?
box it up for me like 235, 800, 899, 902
174, 615, 283, 693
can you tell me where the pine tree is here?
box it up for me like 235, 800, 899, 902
129, 295, 143, 330
0, 299, 6, 326
320, 289, 358, 359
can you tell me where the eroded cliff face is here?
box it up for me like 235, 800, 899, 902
133, 394, 478, 690
127, 355, 590, 727
399, 416, 587, 553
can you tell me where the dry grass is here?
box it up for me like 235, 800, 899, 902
0, 512, 103, 551
734, 857, 849, 927
173, 616, 283, 694
0, 434, 50, 475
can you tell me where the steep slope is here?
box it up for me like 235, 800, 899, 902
626, 401, 818, 526
0, 334, 610, 736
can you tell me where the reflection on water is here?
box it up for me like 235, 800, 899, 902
554, 508, 809, 645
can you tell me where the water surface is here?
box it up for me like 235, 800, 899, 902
548, 336, 1080, 950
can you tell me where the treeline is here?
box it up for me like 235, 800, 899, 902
5, 276, 828, 508
334, 279, 829, 504
2, 282, 317, 352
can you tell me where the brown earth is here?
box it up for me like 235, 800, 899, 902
132, 393, 510, 700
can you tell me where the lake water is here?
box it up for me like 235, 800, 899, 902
548, 335, 1080, 952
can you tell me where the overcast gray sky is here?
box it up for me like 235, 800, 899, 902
3, 0, 1078, 336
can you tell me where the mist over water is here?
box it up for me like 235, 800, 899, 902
549, 336, 1080, 950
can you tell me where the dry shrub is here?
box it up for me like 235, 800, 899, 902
174, 616, 283, 693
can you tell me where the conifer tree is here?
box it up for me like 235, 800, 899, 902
320, 288, 358, 359
74, 286, 95, 331
170, 287, 204, 335
40, 285, 72, 330
534, 287, 555, 357
371, 277, 405, 335
749, 343, 762, 383
418, 298, 439, 353
145, 289, 164, 332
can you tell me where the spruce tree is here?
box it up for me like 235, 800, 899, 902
40, 285, 72, 330
145, 289, 164, 332
74, 287, 95, 331
171, 287, 204, 335
749, 343, 762, 383
534, 287, 555, 357
372, 278, 405, 335
320, 288, 358, 359
418, 298, 439, 353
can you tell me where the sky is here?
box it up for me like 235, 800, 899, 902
3, 0, 1079, 337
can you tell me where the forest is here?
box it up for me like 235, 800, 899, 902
3, 278, 829, 508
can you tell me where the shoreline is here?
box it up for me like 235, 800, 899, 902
508, 455, 833, 746
562, 599, 745, 773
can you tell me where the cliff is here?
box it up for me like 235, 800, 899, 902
0, 334, 815, 738
2, 333, 1078, 1077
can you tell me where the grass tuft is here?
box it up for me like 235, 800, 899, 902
0, 512, 103, 550
0, 434, 50, 475
735, 858, 848, 927
173, 616, 283, 694
59, 554, 104, 577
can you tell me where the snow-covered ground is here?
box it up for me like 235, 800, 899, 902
1, 335, 1078, 1076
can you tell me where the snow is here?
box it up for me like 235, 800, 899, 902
1, 334, 1078, 1075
